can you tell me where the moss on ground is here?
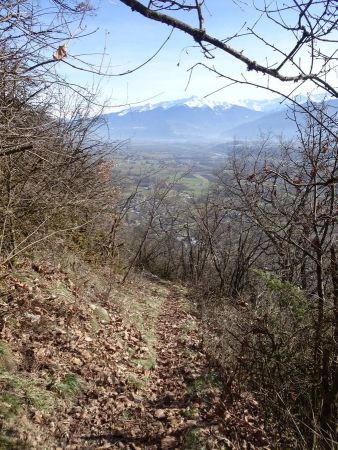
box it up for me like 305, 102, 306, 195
0, 342, 16, 372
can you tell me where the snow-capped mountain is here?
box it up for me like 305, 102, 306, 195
236, 98, 284, 112
117, 96, 232, 116
102, 96, 337, 141
228, 97, 338, 139
104, 97, 263, 140
233, 93, 331, 112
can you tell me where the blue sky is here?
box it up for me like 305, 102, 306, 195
58, 0, 328, 109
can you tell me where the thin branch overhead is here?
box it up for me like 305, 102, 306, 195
118, 0, 338, 99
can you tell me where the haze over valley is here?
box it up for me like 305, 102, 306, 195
104, 95, 337, 142
109, 95, 337, 194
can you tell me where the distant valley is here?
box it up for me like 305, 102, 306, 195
113, 138, 277, 196
108, 95, 337, 195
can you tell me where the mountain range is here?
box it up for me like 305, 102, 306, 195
102, 95, 337, 141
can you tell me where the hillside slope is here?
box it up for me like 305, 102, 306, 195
1, 255, 270, 449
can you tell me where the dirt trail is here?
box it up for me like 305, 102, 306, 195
1, 263, 269, 449
74, 286, 268, 449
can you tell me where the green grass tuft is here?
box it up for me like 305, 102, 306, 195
134, 349, 156, 371
127, 374, 147, 390
0, 342, 16, 372
0, 371, 53, 418
54, 374, 81, 398
182, 407, 198, 419
182, 427, 201, 449
0, 432, 30, 450
187, 373, 221, 396
0, 393, 21, 419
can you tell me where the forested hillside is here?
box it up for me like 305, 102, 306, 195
0, 1, 337, 449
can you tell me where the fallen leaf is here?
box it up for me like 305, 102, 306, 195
154, 409, 166, 419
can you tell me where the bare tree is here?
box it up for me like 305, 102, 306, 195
216, 107, 338, 445
0, 1, 122, 266
117, 1, 338, 132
